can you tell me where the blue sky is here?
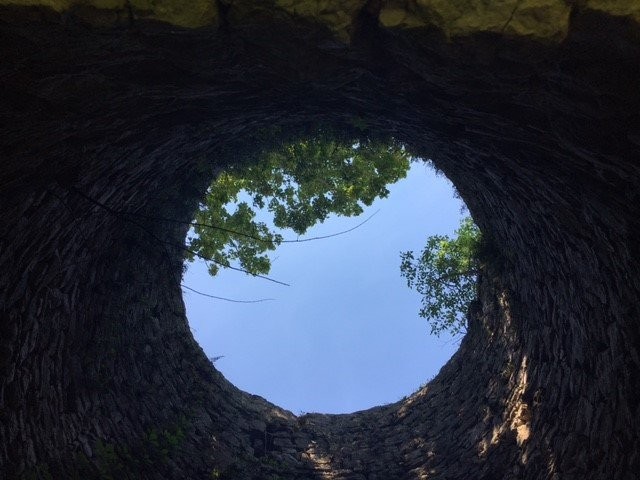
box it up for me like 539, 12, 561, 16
183, 161, 465, 415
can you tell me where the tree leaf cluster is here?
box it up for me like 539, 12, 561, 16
185, 136, 411, 276
399, 217, 481, 336
185, 133, 483, 339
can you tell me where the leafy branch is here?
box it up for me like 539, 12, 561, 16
188, 135, 411, 278
400, 217, 481, 337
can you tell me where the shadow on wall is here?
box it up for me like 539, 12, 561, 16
0, 3, 639, 479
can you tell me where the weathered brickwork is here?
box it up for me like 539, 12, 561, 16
1, 4, 639, 479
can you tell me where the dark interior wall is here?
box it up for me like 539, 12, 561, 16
1, 5, 639, 479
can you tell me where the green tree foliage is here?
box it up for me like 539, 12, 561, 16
186, 137, 411, 276
399, 217, 481, 336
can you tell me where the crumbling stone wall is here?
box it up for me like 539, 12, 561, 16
1, 2, 639, 479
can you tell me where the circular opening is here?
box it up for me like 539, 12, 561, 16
183, 152, 470, 414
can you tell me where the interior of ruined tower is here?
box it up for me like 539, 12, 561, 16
1, 1, 639, 479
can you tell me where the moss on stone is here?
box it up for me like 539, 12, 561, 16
0, 0, 218, 27
505, 0, 571, 39
275, 0, 367, 41
83, 0, 125, 8
0, 0, 637, 39
129, 0, 217, 27
586, 0, 640, 22
380, 0, 571, 41
0, 0, 72, 12
378, 5, 426, 29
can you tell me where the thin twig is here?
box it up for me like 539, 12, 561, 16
181, 284, 275, 303
181, 243, 290, 286
68, 188, 274, 305
126, 209, 379, 245
281, 210, 379, 243
67, 187, 290, 286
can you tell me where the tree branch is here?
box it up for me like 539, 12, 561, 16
181, 284, 275, 303
67, 187, 291, 286
118, 207, 378, 245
